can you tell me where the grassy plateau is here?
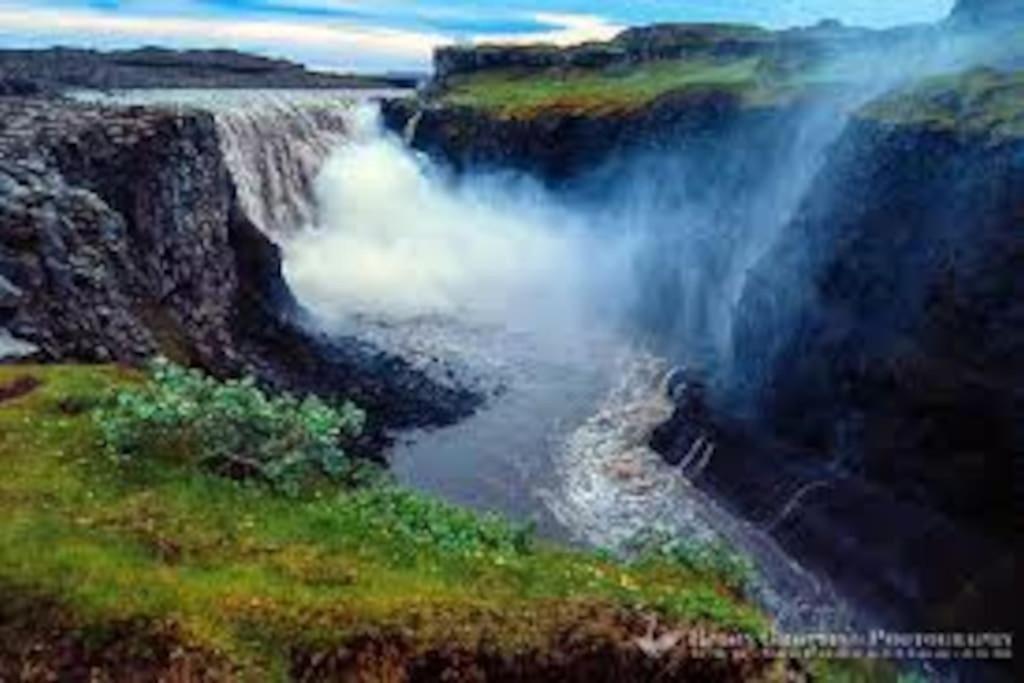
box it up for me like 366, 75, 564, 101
439, 57, 765, 118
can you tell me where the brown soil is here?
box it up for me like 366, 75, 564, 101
0, 594, 237, 683
292, 611, 806, 683
0, 599, 808, 683
0, 375, 40, 404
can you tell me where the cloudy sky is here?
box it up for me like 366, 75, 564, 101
0, 0, 956, 72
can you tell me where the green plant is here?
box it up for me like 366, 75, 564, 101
625, 526, 755, 594
97, 358, 366, 496
344, 485, 536, 556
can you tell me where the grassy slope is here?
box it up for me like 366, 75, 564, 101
859, 67, 1024, 140
439, 57, 764, 118
0, 365, 767, 678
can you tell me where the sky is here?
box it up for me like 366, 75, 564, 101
0, 0, 957, 73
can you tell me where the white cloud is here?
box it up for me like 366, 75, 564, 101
478, 13, 624, 46
0, 6, 445, 70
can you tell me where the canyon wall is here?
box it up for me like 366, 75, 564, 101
0, 97, 475, 432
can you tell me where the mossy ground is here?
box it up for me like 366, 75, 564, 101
0, 364, 781, 679
439, 57, 765, 118
859, 67, 1024, 140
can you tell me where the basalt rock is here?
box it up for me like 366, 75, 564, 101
717, 106, 1022, 634
384, 88, 769, 183
734, 115, 1023, 543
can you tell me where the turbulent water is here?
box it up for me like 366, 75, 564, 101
77, 89, 854, 632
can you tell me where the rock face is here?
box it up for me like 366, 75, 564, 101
0, 98, 476, 432
734, 115, 1023, 542
383, 88, 762, 182
686, 112, 1020, 631
0, 47, 412, 92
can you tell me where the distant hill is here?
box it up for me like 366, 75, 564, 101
0, 46, 420, 92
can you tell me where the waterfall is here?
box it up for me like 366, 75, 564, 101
211, 92, 363, 240
69, 88, 403, 240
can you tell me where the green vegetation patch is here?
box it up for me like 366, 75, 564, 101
439, 57, 764, 118
859, 67, 1024, 140
0, 364, 765, 677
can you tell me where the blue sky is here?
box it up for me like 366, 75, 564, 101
0, 1, 956, 72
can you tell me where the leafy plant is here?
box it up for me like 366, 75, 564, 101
96, 358, 366, 495
342, 485, 536, 556
625, 526, 755, 594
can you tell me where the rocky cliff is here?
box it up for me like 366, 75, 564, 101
0, 97, 475, 433
725, 85, 1019, 634
383, 87, 776, 182
733, 71, 1023, 542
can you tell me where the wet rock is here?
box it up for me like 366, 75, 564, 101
734, 116, 1023, 544
0, 274, 21, 310
650, 369, 716, 469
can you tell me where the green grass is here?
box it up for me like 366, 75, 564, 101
440, 57, 764, 118
859, 67, 1024, 140
0, 364, 767, 677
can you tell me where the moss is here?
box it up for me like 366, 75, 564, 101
858, 68, 1024, 141
439, 57, 765, 119
0, 364, 773, 678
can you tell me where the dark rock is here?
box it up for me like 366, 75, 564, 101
650, 368, 715, 467
0, 274, 20, 309
0, 75, 46, 97
734, 117, 1024, 543
0, 97, 478, 433
383, 88, 759, 184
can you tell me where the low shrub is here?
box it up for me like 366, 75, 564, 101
97, 358, 366, 496
343, 485, 536, 556
625, 527, 754, 594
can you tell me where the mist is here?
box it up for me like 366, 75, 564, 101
283, 109, 634, 345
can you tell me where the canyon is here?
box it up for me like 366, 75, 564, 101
0, 0, 1020, 679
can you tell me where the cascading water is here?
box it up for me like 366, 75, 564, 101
69, 88, 403, 240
